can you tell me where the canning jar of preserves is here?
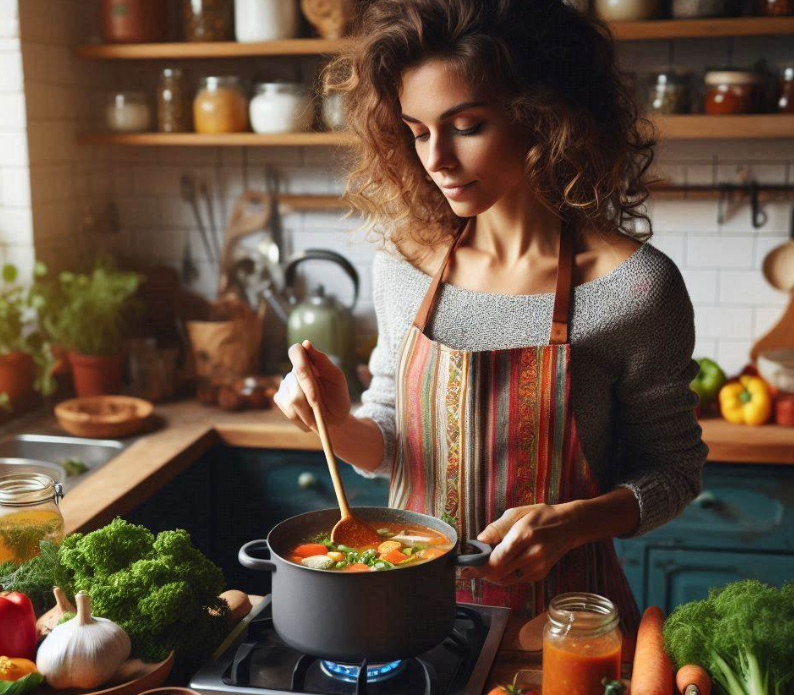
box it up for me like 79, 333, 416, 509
704, 69, 763, 114
645, 71, 692, 114
158, 68, 192, 133
182, 0, 233, 41
193, 76, 248, 134
0, 473, 64, 564
778, 66, 794, 113
542, 593, 622, 695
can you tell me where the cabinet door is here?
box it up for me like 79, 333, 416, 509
646, 548, 794, 613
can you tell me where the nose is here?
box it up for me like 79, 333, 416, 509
425, 132, 457, 173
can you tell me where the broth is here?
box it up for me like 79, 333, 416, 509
286, 521, 453, 572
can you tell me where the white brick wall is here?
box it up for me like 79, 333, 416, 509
4, 1, 794, 378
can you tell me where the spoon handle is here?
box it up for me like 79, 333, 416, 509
313, 402, 352, 519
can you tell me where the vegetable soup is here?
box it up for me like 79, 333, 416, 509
287, 521, 453, 572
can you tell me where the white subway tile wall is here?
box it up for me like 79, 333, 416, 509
0, 1, 791, 378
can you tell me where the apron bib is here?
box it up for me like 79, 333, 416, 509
389, 216, 641, 635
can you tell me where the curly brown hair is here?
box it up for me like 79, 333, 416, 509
323, 0, 659, 251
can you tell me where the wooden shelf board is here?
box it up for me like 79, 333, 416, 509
611, 16, 794, 40
77, 131, 356, 146
75, 38, 351, 59
654, 114, 794, 139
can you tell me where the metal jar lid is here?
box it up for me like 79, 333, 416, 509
704, 69, 764, 85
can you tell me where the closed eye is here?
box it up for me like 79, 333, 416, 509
412, 123, 483, 143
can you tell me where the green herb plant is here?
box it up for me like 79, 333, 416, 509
42, 261, 142, 357
664, 579, 794, 695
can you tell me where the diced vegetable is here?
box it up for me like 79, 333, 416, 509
376, 528, 392, 536
293, 544, 330, 558
390, 534, 434, 546
326, 552, 344, 562
300, 555, 334, 570
380, 549, 409, 564
419, 547, 445, 560
377, 540, 402, 555
345, 563, 370, 572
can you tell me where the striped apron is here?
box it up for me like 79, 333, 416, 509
389, 216, 641, 635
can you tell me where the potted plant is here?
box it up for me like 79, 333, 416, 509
43, 263, 142, 397
0, 262, 55, 411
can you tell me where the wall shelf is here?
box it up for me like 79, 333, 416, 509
77, 132, 357, 146
74, 18, 794, 59
654, 114, 794, 139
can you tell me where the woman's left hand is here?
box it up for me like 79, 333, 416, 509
461, 503, 582, 586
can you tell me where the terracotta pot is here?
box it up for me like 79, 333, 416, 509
0, 351, 35, 406
68, 352, 125, 397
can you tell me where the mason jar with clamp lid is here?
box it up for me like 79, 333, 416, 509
0, 473, 65, 564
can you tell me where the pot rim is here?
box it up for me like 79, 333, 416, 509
265, 506, 460, 574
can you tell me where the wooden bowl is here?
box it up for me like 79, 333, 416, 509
55, 395, 153, 439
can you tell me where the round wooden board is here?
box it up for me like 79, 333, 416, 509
33, 651, 174, 695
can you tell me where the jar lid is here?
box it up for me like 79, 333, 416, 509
651, 71, 692, 85
200, 76, 245, 90
704, 69, 763, 85
162, 67, 184, 78
253, 82, 309, 95
109, 91, 148, 106
0, 473, 63, 507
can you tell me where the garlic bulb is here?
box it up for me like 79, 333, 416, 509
36, 591, 131, 689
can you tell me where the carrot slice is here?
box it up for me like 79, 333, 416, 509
381, 549, 408, 564
293, 543, 330, 558
345, 563, 371, 572
419, 547, 446, 560
632, 605, 674, 695
676, 665, 711, 695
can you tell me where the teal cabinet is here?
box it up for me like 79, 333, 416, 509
614, 463, 794, 613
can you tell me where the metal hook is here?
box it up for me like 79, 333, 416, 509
748, 181, 768, 229
717, 184, 728, 225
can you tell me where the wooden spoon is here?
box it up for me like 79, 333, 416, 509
311, 401, 381, 547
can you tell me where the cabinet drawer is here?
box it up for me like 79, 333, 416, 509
646, 548, 794, 613
640, 464, 794, 552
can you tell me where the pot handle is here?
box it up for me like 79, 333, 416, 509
454, 540, 492, 568
239, 539, 277, 573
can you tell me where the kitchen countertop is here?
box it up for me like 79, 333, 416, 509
4, 399, 794, 691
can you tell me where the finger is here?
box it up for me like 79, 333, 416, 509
273, 387, 312, 432
303, 340, 346, 384
489, 545, 545, 584
288, 342, 322, 408
284, 372, 317, 431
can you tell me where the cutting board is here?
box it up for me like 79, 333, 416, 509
751, 291, 794, 363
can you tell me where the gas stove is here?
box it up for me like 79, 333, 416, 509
191, 595, 510, 695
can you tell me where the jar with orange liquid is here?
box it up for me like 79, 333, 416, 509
0, 473, 64, 564
542, 593, 622, 695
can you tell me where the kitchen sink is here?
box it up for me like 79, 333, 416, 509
0, 434, 126, 491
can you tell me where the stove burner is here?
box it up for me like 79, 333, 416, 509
319, 660, 405, 683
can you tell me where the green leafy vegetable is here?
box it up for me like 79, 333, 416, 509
61, 458, 88, 477
664, 579, 794, 695
0, 671, 44, 695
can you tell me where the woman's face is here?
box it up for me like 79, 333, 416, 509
399, 59, 530, 217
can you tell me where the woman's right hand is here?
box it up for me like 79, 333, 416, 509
273, 340, 352, 432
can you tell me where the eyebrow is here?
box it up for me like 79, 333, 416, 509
400, 100, 487, 124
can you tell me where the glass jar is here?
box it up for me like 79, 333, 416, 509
235, 0, 300, 42
778, 66, 794, 113
158, 68, 192, 133
645, 72, 692, 115
594, 0, 661, 21
542, 593, 622, 695
755, 0, 794, 15
250, 82, 313, 134
193, 76, 249, 134
0, 473, 64, 564
106, 91, 152, 132
672, 0, 737, 17
704, 69, 763, 114
101, 0, 168, 43
182, 0, 233, 42
321, 92, 345, 131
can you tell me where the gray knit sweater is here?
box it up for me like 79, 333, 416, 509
349, 241, 709, 539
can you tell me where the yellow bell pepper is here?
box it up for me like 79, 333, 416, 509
719, 375, 772, 426
0, 657, 37, 682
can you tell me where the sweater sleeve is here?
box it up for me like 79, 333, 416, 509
612, 259, 709, 538
346, 252, 398, 480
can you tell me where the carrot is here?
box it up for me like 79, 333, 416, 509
293, 543, 329, 558
420, 547, 445, 560
381, 549, 409, 564
631, 606, 674, 695
345, 563, 371, 572
676, 665, 712, 695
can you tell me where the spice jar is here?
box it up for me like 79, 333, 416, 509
106, 91, 152, 132
645, 72, 692, 115
158, 68, 192, 133
755, 0, 794, 15
193, 76, 249, 134
182, 0, 233, 42
101, 0, 168, 43
704, 69, 763, 114
672, 0, 737, 17
249, 82, 313, 134
542, 593, 622, 695
594, 0, 661, 21
778, 66, 794, 113
235, 0, 300, 42
0, 473, 64, 564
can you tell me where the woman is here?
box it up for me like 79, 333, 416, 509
273, 0, 708, 633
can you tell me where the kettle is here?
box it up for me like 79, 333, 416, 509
262, 249, 359, 371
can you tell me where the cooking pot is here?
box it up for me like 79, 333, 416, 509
238, 507, 491, 662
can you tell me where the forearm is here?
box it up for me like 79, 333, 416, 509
328, 414, 385, 473
565, 487, 641, 548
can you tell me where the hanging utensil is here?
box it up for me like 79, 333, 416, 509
181, 229, 199, 284
181, 173, 218, 266
257, 166, 285, 290
199, 180, 223, 265
761, 200, 794, 291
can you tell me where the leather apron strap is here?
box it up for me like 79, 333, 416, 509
412, 216, 575, 345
